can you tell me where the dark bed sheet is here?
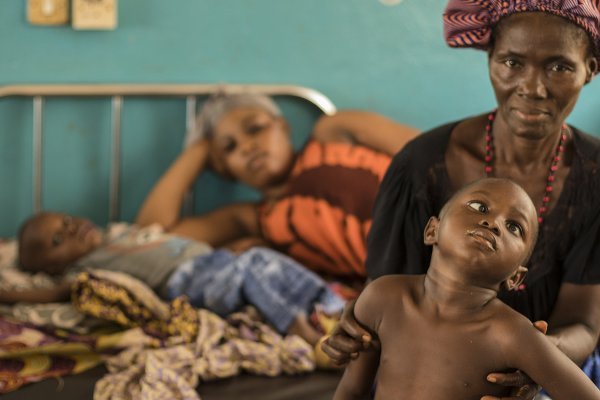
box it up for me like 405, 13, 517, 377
2, 365, 343, 400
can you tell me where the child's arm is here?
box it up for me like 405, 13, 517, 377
333, 280, 385, 400
0, 280, 72, 304
505, 315, 600, 400
311, 110, 419, 156
333, 348, 380, 400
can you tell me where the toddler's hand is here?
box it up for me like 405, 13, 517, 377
224, 237, 268, 254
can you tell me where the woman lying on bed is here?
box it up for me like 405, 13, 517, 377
136, 91, 418, 285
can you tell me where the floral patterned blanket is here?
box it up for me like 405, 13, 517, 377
0, 268, 316, 397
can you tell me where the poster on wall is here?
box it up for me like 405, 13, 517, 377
72, 0, 117, 30
27, 0, 69, 25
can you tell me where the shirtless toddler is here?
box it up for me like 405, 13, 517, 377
334, 178, 600, 400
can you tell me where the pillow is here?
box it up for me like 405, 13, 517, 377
0, 239, 61, 290
0, 239, 16, 269
0, 238, 100, 333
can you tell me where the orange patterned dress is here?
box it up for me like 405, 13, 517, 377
259, 140, 391, 279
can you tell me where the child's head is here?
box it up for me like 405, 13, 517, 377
18, 212, 103, 276
424, 178, 539, 290
196, 91, 295, 192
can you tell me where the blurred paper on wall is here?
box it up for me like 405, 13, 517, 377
27, 0, 69, 26
72, 0, 118, 30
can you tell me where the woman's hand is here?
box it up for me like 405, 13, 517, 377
224, 237, 268, 254
481, 370, 540, 400
320, 299, 377, 365
481, 321, 548, 400
136, 140, 210, 229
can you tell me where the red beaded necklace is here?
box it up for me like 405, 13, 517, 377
484, 110, 567, 224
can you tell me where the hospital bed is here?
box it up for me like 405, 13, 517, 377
0, 83, 342, 399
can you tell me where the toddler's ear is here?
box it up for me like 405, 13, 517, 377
423, 216, 439, 245
503, 266, 527, 291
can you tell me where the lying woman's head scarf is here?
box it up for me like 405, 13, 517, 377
443, 0, 600, 68
184, 90, 283, 148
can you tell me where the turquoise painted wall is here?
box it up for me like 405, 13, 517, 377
1, 0, 599, 236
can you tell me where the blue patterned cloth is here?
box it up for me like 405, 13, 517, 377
583, 348, 600, 387
165, 247, 345, 333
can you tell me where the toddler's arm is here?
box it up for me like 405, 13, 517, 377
333, 349, 380, 400
333, 281, 383, 400
0, 279, 72, 304
507, 315, 600, 400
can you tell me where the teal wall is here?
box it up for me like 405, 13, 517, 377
1, 0, 599, 236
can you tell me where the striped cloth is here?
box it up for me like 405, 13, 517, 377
259, 140, 391, 279
443, 0, 600, 67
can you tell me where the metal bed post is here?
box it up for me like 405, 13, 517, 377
0, 85, 337, 116
109, 96, 123, 222
32, 96, 44, 213
183, 95, 197, 216
0, 84, 337, 223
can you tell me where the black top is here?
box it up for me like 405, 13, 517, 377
366, 120, 600, 322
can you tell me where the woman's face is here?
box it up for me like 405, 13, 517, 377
209, 106, 295, 191
489, 12, 597, 140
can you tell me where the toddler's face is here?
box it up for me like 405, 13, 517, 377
208, 106, 295, 191
22, 213, 102, 275
434, 180, 537, 285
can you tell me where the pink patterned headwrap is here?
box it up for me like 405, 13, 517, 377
444, 0, 600, 63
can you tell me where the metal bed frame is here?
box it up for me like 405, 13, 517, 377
0, 84, 337, 221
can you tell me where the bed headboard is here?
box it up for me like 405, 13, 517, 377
0, 84, 336, 236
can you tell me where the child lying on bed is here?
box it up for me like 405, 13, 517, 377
136, 90, 418, 285
10, 211, 344, 347
334, 178, 600, 400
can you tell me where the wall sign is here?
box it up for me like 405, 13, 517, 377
27, 0, 69, 25
72, 0, 118, 30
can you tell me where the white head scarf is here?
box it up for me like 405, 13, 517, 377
184, 90, 282, 148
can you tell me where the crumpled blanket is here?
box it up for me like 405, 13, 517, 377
72, 270, 315, 400
0, 315, 136, 393
0, 238, 103, 334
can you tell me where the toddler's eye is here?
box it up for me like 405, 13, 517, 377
467, 201, 488, 213
506, 221, 524, 237
52, 234, 64, 247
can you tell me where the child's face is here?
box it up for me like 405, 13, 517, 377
22, 213, 102, 275
431, 180, 537, 286
208, 106, 295, 191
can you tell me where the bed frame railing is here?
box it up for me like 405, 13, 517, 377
0, 84, 337, 221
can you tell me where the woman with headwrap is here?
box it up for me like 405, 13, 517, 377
136, 91, 418, 284
322, 1, 600, 398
